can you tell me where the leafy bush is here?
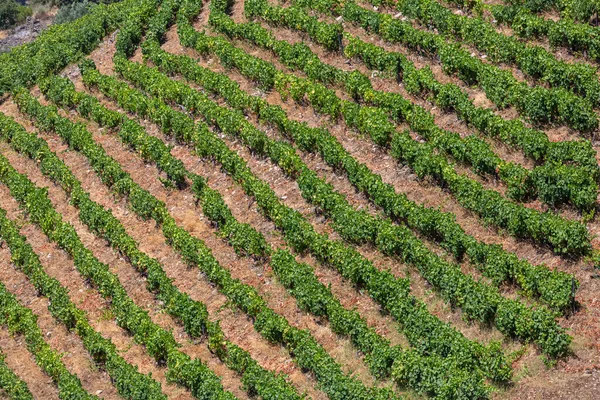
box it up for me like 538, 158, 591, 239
0, 0, 31, 29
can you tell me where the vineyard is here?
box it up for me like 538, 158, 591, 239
0, 0, 598, 398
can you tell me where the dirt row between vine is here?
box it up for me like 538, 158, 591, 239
229, 0, 600, 276
0, 153, 134, 400
173, 11, 600, 387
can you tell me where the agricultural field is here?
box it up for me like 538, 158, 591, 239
0, 0, 599, 398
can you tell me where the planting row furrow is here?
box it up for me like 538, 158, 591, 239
389, 0, 600, 107
246, 0, 593, 256
487, 4, 600, 63
493, 0, 599, 24
216, 7, 598, 213
0, 279, 95, 400
133, 37, 571, 361
242, 0, 598, 172
0, 346, 34, 399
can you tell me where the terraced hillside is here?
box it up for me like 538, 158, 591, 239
0, 0, 599, 398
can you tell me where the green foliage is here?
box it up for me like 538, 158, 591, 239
211, 0, 581, 313
299, 0, 598, 132
7, 90, 237, 400
247, 0, 598, 216
501, 0, 600, 23
54, 1, 96, 25
81, 50, 401, 400
490, 4, 600, 65
395, 0, 600, 108
71, 62, 490, 398
146, 16, 572, 360
271, 250, 489, 398
0, 349, 33, 400
0, 0, 141, 94
0, 0, 31, 30
0, 280, 96, 400
109, 45, 517, 383
0, 204, 160, 400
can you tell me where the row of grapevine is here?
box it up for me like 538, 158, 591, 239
236, 0, 597, 171
338, 35, 598, 172
212, 8, 597, 213
136, 37, 571, 360
217, 5, 596, 254
0, 278, 96, 400
489, 5, 600, 62
2, 94, 238, 400
214, 1, 598, 178
189, 7, 579, 323
113, 0, 161, 58
4, 82, 303, 400
203, 8, 573, 309
391, 0, 600, 106
500, 0, 600, 23
18, 66, 397, 400
283, 0, 598, 132
207, 8, 579, 310
0, 0, 154, 95
99, 53, 512, 382
0, 348, 32, 400
44, 69, 490, 399
230, 0, 592, 254
246, 0, 600, 210
0, 203, 165, 399
262, 0, 593, 256
269, 251, 487, 398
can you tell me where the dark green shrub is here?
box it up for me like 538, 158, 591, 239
0, 0, 31, 29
